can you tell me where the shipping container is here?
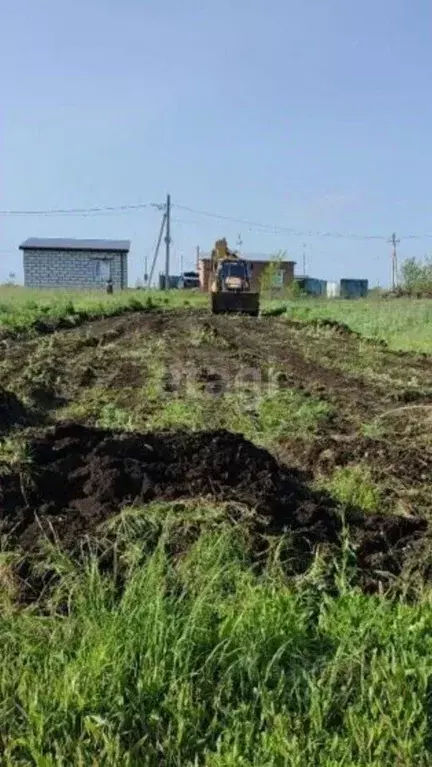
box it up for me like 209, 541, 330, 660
295, 277, 327, 296
326, 281, 340, 298
340, 278, 369, 299
158, 274, 180, 290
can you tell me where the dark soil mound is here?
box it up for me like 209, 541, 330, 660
0, 423, 427, 590
0, 387, 28, 434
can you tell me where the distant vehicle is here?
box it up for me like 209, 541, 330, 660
178, 271, 200, 289
210, 238, 259, 316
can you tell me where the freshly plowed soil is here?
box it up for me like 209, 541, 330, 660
0, 423, 427, 590
1, 307, 431, 595
0, 387, 28, 433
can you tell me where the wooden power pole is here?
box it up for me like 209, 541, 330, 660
389, 232, 400, 290
148, 211, 167, 288
164, 193, 171, 290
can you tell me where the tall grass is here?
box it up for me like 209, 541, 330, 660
0, 287, 207, 334
280, 298, 432, 352
1, 506, 431, 765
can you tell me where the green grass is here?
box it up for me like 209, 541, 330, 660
0, 434, 31, 470
63, 379, 333, 448
0, 286, 207, 334
1, 506, 431, 765
319, 464, 382, 513
257, 389, 333, 440
277, 298, 432, 352
1, 287, 431, 353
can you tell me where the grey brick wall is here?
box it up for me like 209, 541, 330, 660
23, 249, 128, 290
121, 253, 128, 289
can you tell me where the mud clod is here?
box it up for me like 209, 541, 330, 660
0, 387, 28, 434
0, 423, 427, 592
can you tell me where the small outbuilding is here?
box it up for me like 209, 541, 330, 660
19, 237, 130, 290
340, 278, 369, 299
294, 276, 327, 296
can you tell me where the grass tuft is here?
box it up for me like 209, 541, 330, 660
0, 509, 431, 765
322, 464, 382, 512
257, 388, 333, 440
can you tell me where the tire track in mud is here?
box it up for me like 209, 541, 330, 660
206, 316, 400, 426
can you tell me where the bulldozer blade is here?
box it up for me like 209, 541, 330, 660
211, 292, 260, 316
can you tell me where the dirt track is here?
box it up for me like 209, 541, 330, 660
0, 308, 431, 591
2, 309, 431, 416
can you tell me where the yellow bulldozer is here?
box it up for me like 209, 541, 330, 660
210, 238, 260, 316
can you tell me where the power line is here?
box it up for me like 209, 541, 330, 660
174, 202, 432, 241
0, 202, 160, 217
3, 196, 432, 242
173, 203, 388, 240
0, 198, 386, 237
171, 215, 383, 245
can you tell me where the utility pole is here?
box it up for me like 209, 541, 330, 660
148, 211, 167, 288
164, 193, 171, 290
302, 243, 307, 276
196, 245, 200, 270
389, 232, 400, 290
144, 256, 148, 285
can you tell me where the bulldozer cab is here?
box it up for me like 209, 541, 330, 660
218, 260, 249, 283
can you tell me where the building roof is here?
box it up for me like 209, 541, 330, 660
199, 251, 296, 264
19, 237, 131, 252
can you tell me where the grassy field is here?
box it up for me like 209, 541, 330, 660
0, 286, 204, 333
284, 298, 432, 353
0, 289, 431, 764
0, 286, 431, 352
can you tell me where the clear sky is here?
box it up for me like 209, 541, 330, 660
2, 0, 432, 286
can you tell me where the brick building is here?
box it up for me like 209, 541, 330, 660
20, 238, 130, 290
198, 253, 296, 292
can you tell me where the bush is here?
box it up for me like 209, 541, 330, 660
399, 256, 432, 296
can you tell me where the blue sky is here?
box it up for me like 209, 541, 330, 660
2, 0, 432, 286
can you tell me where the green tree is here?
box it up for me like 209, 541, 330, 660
400, 256, 432, 294
260, 250, 286, 297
